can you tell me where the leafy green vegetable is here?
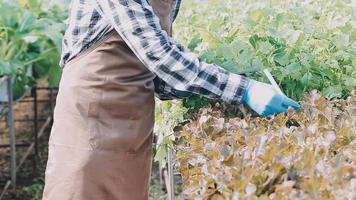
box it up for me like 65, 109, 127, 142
174, 0, 356, 101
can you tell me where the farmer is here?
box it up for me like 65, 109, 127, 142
42, 0, 300, 199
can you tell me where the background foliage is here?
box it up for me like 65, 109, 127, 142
0, 0, 66, 99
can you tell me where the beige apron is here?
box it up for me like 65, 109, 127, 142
43, 1, 175, 199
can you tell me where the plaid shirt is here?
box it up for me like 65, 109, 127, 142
60, 0, 249, 104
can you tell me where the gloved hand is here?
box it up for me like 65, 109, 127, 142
242, 79, 300, 116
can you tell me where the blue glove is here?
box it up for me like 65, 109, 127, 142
242, 80, 300, 116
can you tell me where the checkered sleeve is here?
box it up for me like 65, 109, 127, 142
94, 0, 249, 104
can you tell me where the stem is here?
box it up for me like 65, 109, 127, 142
23, 57, 44, 66
0, 27, 13, 31
23, 47, 58, 66
12, 43, 26, 60
4, 41, 15, 60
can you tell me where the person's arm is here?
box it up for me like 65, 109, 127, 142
149, 0, 195, 100
93, 0, 249, 105
153, 38, 195, 100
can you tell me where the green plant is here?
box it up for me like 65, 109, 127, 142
154, 100, 187, 167
174, 0, 355, 101
20, 179, 44, 200
0, 0, 66, 99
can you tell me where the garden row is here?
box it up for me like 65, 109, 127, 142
175, 0, 355, 102
154, 0, 355, 198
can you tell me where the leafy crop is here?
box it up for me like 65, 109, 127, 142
176, 91, 355, 199
0, 0, 66, 99
154, 0, 355, 170
154, 100, 188, 166
174, 0, 356, 102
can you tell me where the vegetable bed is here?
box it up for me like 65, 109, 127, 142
176, 91, 355, 199
154, 1, 356, 198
